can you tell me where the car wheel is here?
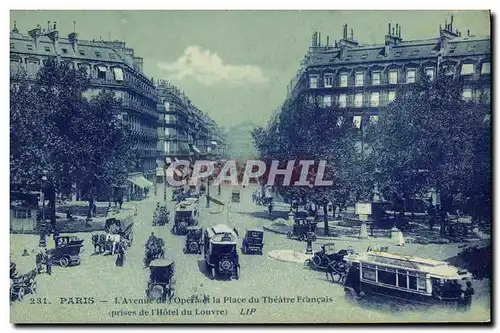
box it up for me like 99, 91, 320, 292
299, 234, 306, 242
304, 259, 311, 267
312, 255, 322, 267
59, 256, 69, 267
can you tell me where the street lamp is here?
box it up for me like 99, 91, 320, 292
39, 170, 48, 248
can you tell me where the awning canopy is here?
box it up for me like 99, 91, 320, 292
128, 175, 153, 188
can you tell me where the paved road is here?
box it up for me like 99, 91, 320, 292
10, 184, 490, 323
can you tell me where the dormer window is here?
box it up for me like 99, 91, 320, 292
425, 67, 435, 81
44, 46, 51, 52
468, 45, 476, 52
340, 73, 348, 87
61, 48, 68, 54
109, 53, 115, 59
309, 74, 318, 89
26, 44, 33, 50
406, 69, 416, 83
394, 52, 402, 57
95, 51, 102, 57
355, 72, 364, 87
79, 50, 85, 56
324, 73, 333, 88
481, 62, 490, 74
460, 63, 474, 76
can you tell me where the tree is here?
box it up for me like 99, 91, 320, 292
10, 58, 136, 223
252, 96, 358, 235
368, 67, 491, 227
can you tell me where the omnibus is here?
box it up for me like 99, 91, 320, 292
343, 249, 471, 309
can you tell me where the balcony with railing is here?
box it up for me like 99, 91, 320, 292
122, 98, 158, 119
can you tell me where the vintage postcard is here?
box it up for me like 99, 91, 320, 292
9, 10, 491, 324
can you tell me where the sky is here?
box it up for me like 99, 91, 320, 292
10, 10, 491, 129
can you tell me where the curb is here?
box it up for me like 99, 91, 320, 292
268, 250, 313, 264
263, 224, 341, 241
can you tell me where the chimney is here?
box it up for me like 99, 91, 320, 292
326, 35, 330, 46
133, 56, 143, 72
439, 16, 459, 40
350, 28, 354, 41
467, 29, 470, 37
339, 23, 358, 50
384, 22, 403, 56
46, 21, 59, 52
12, 21, 19, 33
28, 24, 42, 49
68, 32, 78, 52
318, 32, 321, 46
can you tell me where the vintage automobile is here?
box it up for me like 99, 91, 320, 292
232, 189, 241, 203
286, 210, 317, 242
49, 235, 84, 267
184, 226, 203, 254
203, 224, 240, 280
241, 228, 264, 255
173, 201, 199, 235
10, 269, 37, 301
146, 258, 176, 301
153, 204, 169, 226
105, 213, 134, 250
343, 250, 472, 309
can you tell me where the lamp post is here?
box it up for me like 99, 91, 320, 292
38, 170, 48, 248
206, 177, 211, 209
163, 165, 167, 202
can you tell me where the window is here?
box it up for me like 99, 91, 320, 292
370, 92, 380, 107
378, 270, 397, 286
44, 46, 51, 52
369, 115, 379, 124
462, 88, 472, 101
406, 69, 416, 83
353, 116, 362, 129
340, 73, 348, 87
309, 75, 318, 88
372, 72, 380, 85
26, 59, 39, 77
324, 74, 333, 88
354, 93, 363, 108
425, 68, 435, 81
355, 72, 364, 86
338, 94, 347, 108
481, 62, 491, 74
109, 53, 115, 59
397, 272, 408, 288
164, 101, 171, 112
113, 67, 124, 81
95, 51, 102, 57
323, 95, 332, 107
79, 49, 85, 56
388, 91, 396, 103
61, 48, 68, 54
26, 44, 33, 50
461, 63, 474, 75
10, 58, 21, 73
362, 266, 376, 281
389, 70, 398, 84
96, 65, 107, 79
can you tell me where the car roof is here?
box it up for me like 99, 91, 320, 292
246, 228, 263, 233
187, 226, 202, 230
149, 258, 174, 267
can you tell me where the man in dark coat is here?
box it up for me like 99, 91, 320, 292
45, 249, 53, 275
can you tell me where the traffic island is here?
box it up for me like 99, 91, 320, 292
268, 250, 313, 264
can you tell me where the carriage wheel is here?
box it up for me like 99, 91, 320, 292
299, 234, 306, 242
17, 287, 25, 301
59, 256, 69, 267
210, 267, 216, 280
312, 255, 322, 267
304, 259, 312, 267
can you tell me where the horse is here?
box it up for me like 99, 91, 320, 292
91, 234, 100, 253
325, 251, 351, 283
144, 237, 165, 267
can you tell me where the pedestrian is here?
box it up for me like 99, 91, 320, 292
397, 230, 405, 246
463, 281, 474, 312
22, 249, 30, 257
35, 250, 43, 274
45, 249, 53, 276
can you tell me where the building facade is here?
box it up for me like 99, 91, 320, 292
283, 17, 491, 129
156, 80, 227, 172
10, 22, 160, 193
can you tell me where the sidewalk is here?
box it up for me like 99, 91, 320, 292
268, 250, 313, 264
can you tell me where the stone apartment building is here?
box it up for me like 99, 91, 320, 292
283, 16, 491, 129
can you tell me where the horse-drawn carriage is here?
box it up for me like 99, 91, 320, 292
304, 244, 355, 282
144, 235, 165, 267
49, 235, 84, 267
153, 203, 169, 226
183, 226, 203, 254
287, 210, 317, 242
104, 213, 134, 249
146, 258, 176, 301
10, 269, 37, 302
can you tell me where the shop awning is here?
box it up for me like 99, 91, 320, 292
128, 175, 153, 188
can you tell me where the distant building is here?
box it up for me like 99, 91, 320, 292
283, 16, 491, 129
156, 80, 227, 179
10, 21, 160, 198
